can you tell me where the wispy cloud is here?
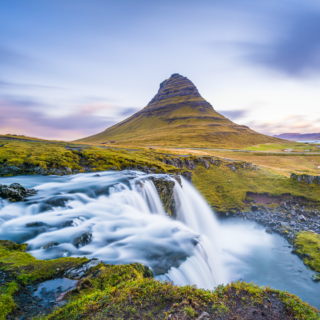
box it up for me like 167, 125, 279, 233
0, 96, 138, 140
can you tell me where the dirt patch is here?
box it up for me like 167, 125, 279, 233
246, 192, 291, 205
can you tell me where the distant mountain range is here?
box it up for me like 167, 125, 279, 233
78, 73, 281, 148
274, 133, 320, 141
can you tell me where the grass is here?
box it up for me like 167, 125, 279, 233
0, 138, 181, 175
192, 161, 320, 213
245, 142, 320, 153
294, 232, 320, 280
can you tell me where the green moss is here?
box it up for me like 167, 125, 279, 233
192, 163, 320, 213
0, 240, 87, 317
294, 232, 320, 279
43, 280, 319, 320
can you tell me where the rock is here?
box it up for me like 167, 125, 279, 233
251, 205, 259, 212
44, 196, 73, 207
227, 164, 236, 172
65, 259, 102, 279
298, 215, 307, 221
197, 311, 210, 320
280, 222, 289, 228
0, 165, 21, 176
182, 171, 192, 182
65, 167, 72, 174
265, 228, 273, 234
184, 160, 195, 170
73, 231, 93, 248
34, 166, 48, 175
150, 177, 179, 217
0, 183, 37, 201
26, 222, 48, 228
43, 242, 59, 249
312, 274, 320, 282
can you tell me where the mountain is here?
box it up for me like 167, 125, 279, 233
78, 73, 281, 148
274, 133, 320, 142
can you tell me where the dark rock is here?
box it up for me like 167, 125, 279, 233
34, 166, 47, 175
73, 231, 93, 248
184, 160, 195, 170
251, 205, 259, 212
43, 242, 59, 249
65, 259, 102, 279
44, 196, 73, 207
182, 171, 192, 182
150, 177, 179, 218
26, 222, 48, 228
0, 183, 37, 201
0, 165, 21, 176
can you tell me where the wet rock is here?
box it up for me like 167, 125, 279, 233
150, 177, 179, 218
73, 231, 93, 248
44, 196, 73, 207
182, 171, 192, 183
43, 242, 59, 249
0, 183, 37, 201
251, 205, 259, 212
34, 166, 48, 175
65, 259, 102, 279
65, 167, 72, 174
0, 165, 21, 176
26, 222, 48, 228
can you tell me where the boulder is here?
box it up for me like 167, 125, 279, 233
251, 205, 259, 212
150, 177, 179, 218
0, 165, 21, 176
0, 183, 37, 201
184, 160, 195, 170
73, 231, 93, 248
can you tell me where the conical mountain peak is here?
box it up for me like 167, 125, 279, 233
79, 74, 280, 148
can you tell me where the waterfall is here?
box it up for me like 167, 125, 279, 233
0, 171, 229, 288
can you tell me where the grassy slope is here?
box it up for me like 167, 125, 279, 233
192, 162, 320, 213
0, 138, 180, 174
0, 241, 318, 320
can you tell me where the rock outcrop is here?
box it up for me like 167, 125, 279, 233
150, 177, 179, 218
0, 183, 37, 201
290, 173, 320, 185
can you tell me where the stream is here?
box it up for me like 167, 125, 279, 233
0, 171, 319, 308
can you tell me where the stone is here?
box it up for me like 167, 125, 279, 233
34, 166, 47, 175
0, 165, 21, 176
197, 311, 210, 320
298, 215, 307, 221
65, 259, 102, 279
43, 242, 59, 249
26, 222, 48, 228
65, 167, 72, 174
184, 160, 195, 170
0, 183, 37, 201
73, 231, 93, 248
181, 171, 192, 182
251, 205, 259, 212
150, 177, 179, 217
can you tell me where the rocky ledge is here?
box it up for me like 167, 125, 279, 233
291, 173, 320, 185
234, 197, 320, 242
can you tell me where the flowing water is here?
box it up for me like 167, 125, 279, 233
0, 171, 319, 308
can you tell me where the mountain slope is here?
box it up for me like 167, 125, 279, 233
78, 73, 281, 148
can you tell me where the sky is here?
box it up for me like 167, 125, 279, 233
1, 0, 320, 140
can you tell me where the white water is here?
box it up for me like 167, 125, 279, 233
0, 171, 271, 289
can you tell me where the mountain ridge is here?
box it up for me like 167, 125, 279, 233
78, 73, 281, 148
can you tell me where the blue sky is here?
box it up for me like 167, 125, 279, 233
1, 0, 320, 140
